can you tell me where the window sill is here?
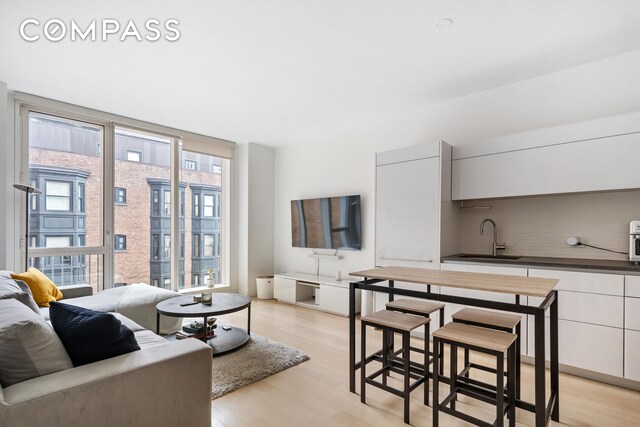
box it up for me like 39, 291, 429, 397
178, 284, 229, 295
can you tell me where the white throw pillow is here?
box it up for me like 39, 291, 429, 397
0, 299, 73, 387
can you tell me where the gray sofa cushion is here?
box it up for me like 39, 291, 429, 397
49, 302, 140, 367
0, 276, 40, 315
0, 299, 73, 387
134, 330, 170, 349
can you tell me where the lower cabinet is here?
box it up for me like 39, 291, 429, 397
527, 318, 624, 377
526, 269, 625, 377
273, 273, 360, 316
274, 276, 296, 303
625, 330, 640, 381
624, 281, 640, 381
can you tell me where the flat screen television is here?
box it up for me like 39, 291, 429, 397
291, 195, 361, 250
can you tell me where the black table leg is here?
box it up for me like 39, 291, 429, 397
156, 312, 160, 335
515, 294, 522, 400
203, 316, 208, 342
247, 302, 251, 335
349, 281, 356, 393
534, 309, 546, 427
550, 291, 560, 421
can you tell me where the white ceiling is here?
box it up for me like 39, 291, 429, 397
2, 1, 640, 146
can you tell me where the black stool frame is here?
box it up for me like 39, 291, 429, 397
432, 335, 517, 427
360, 318, 429, 424
452, 317, 521, 400
349, 279, 559, 427
386, 302, 446, 377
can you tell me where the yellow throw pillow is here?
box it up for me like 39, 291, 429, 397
11, 268, 64, 307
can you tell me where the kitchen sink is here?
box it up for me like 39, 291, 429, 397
457, 254, 523, 261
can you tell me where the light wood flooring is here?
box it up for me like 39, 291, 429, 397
212, 298, 640, 426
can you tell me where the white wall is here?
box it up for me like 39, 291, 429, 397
0, 82, 7, 269
273, 49, 640, 277
236, 142, 275, 296
0, 82, 16, 271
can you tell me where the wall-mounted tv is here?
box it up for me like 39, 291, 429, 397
291, 195, 361, 250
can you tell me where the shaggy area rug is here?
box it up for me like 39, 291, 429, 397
211, 334, 309, 399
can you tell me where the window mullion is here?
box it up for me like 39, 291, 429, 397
170, 138, 181, 291
103, 122, 115, 291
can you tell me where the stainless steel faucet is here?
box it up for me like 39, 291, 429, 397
480, 218, 506, 256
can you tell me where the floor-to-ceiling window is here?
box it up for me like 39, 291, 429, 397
26, 111, 105, 291
182, 149, 224, 288
19, 97, 234, 292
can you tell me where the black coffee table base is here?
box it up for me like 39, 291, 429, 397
156, 293, 252, 358
209, 327, 250, 356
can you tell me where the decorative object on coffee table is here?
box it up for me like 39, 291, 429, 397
211, 334, 309, 399
156, 293, 251, 356
206, 268, 215, 288
202, 292, 212, 305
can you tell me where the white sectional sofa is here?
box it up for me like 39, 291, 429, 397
0, 272, 213, 427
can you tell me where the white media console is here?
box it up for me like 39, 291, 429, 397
273, 272, 361, 317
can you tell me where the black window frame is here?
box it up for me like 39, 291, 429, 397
115, 187, 127, 205
114, 234, 127, 252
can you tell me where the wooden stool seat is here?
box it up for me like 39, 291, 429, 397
432, 323, 517, 354
452, 307, 521, 330
360, 310, 431, 424
386, 298, 445, 316
433, 322, 518, 427
361, 310, 429, 332
385, 297, 446, 379
452, 307, 523, 401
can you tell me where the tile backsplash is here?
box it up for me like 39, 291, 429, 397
457, 189, 640, 261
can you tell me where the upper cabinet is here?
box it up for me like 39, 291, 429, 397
376, 141, 452, 269
451, 111, 640, 200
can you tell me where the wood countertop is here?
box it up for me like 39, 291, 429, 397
350, 266, 558, 297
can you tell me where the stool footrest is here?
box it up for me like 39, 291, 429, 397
365, 371, 425, 397
381, 364, 424, 382
457, 372, 514, 396
466, 361, 508, 377
379, 353, 430, 378
439, 405, 494, 427
438, 385, 511, 426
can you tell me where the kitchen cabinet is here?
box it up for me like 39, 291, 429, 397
625, 330, 640, 381
529, 269, 623, 296
374, 141, 451, 321
626, 297, 640, 331
525, 269, 624, 377
442, 261, 630, 379
527, 318, 624, 378
626, 275, 640, 298
528, 269, 624, 328
625, 275, 640, 380
452, 129, 640, 200
440, 263, 528, 354
376, 143, 444, 269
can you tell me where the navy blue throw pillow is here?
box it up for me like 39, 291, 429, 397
49, 302, 140, 366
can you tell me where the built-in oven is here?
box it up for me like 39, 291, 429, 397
630, 221, 640, 263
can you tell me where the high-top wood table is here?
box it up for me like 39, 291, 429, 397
349, 266, 559, 427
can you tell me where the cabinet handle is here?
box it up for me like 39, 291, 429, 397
378, 257, 433, 263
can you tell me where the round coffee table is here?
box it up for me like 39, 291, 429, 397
156, 293, 251, 356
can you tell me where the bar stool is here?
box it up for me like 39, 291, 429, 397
452, 307, 522, 399
360, 310, 430, 424
432, 322, 517, 427
385, 298, 445, 375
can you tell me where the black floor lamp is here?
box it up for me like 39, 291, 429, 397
13, 183, 42, 271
